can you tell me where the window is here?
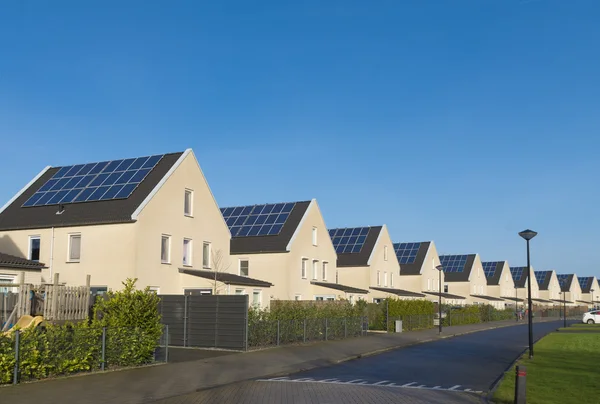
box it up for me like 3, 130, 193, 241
444, 284, 449, 293
377, 271, 381, 286
335, 270, 339, 284
384, 272, 388, 287
161, 235, 171, 264
312, 227, 317, 246
312, 260, 318, 280
295, 294, 302, 301
384, 245, 388, 261
29, 236, 40, 261
373, 298, 384, 304
68, 234, 81, 262
184, 288, 212, 296
252, 290, 262, 308
390, 273, 394, 287
0, 276, 15, 293
148, 287, 160, 294
183, 238, 192, 266
240, 260, 249, 277
315, 295, 335, 301
202, 242, 211, 268
184, 189, 193, 216
427, 279, 431, 291
301, 258, 308, 279
322, 262, 328, 281
235, 288, 246, 295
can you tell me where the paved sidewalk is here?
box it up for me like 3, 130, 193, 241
0, 318, 556, 404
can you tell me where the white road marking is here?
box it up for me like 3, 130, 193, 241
269, 377, 289, 381
373, 380, 389, 385
432, 386, 441, 389
319, 378, 339, 383
346, 379, 363, 384
401, 382, 416, 387
294, 378, 314, 382
449, 385, 461, 390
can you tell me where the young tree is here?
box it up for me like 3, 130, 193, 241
210, 248, 231, 295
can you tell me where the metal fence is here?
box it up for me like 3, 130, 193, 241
247, 316, 367, 349
1, 325, 168, 385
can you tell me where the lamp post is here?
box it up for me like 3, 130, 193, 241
515, 285, 519, 322
591, 288, 595, 310
436, 265, 444, 334
561, 291, 567, 328
519, 229, 537, 360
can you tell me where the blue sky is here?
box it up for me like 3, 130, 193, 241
1, 1, 599, 276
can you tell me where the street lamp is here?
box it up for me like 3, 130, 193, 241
560, 291, 567, 328
436, 265, 444, 334
519, 229, 537, 359
515, 285, 519, 322
591, 288, 595, 310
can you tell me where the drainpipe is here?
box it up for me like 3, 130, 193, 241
49, 227, 55, 279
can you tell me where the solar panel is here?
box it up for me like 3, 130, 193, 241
328, 227, 370, 254
534, 271, 548, 286
220, 202, 296, 237
482, 262, 501, 278
510, 267, 526, 281
439, 255, 469, 273
557, 274, 571, 289
578, 277, 591, 290
393, 242, 422, 264
22, 154, 164, 207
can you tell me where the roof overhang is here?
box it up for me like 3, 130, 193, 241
577, 300, 593, 304
422, 291, 466, 300
470, 294, 506, 302
370, 287, 426, 298
311, 281, 368, 294
179, 268, 272, 288
550, 298, 574, 304
531, 298, 553, 303
502, 296, 525, 302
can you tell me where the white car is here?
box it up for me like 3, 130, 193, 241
582, 310, 600, 324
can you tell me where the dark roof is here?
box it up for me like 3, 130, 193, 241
179, 268, 273, 288
311, 281, 368, 294
558, 274, 575, 292
0, 152, 184, 231
471, 294, 505, 302
334, 226, 382, 267
228, 201, 311, 254
534, 271, 552, 290
577, 299, 592, 304
369, 287, 426, 298
510, 267, 529, 288
398, 242, 431, 276
439, 254, 476, 283
422, 291, 466, 300
578, 276, 594, 293
483, 262, 504, 286
0, 252, 45, 270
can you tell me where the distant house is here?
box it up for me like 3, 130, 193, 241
220, 199, 356, 303
534, 270, 561, 304
482, 261, 515, 309
0, 149, 248, 297
438, 254, 491, 306
577, 276, 600, 308
330, 225, 398, 303
0, 252, 45, 291
390, 241, 444, 302
556, 274, 583, 307
509, 266, 550, 306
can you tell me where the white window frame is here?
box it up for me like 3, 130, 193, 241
315, 295, 335, 301
384, 245, 388, 261
322, 261, 328, 281
377, 270, 381, 286
148, 286, 160, 294
184, 189, 194, 217
183, 238, 193, 267
294, 294, 302, 301
312, 227, 318, 246
312, 260, 319, 280
390, 273, 394, 287
67, 233, 81, 263
28, 235, 41, 261
384, 272, 388, 287
202, 242, 211, 269
239, 259, 249, 277
301, 258, 308, 279
444, 284, 449, 293
252, 289, 262, 308
161, 235, 171, 264
427, 279, 431, 291
235, 288, 246, 295
0, 275, 16, 293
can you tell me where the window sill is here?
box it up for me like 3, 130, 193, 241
184, 214, 194, 218
161, 262, 171, 265
66, 260, 80, 264
203, 266, 211, 270
183, 264, 193, 267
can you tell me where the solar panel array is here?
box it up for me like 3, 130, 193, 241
329, 227, 370, 254
393, 242, 422, 264
220, 202, 296, 237
22, 155, 164, 207
439, 255, 469, 273
482, 262, 501, 278
534, 271, 548, 286
578, 276, 592, 291
510, 267, 526, 281
557, 274, 571, 289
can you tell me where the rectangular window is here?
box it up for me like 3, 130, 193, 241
335, 270, 339, 284
235, 288, 245, 295
390, 273, 394, 287
301, 258, 308, 279
315, 295, 335, 301
384, 272, 388, 287
444, 284, 449, 293
427, 279, 431, 291
183, 238, 192, 266
68, 234, 81, 262
322, 262, 328, 281
252, 290, 261, 308
148, 286, 160, 294
184, 189, 193, 216
161, 235, 171, 264
295, 294, 302, 301
377, 271, 381, 286
0, 276, 16, 293
29, 236, 40, 261
202, 242, 211, 268
239, 259, 249, 277
312, 260, 318, 280
312, 227, 318, 246
384, 245, 388, 261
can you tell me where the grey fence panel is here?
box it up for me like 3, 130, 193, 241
158, 295, 187, 346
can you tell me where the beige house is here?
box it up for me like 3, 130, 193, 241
578, 276, 600, 308
220, 199, 367, 303
438, 254, 490, 306
556, 274, 583, 307
535, 270, 561, 305
0, 149, 272, 303
482, 261, 515, 309
0, 252, 45, 291
508, 266, 546, 307
330, 225, 399, 303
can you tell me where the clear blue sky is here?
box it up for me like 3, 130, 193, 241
1, 1, 599, 276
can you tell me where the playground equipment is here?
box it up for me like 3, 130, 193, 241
2, 315, 44, 336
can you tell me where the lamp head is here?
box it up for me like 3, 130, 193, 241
436, 265, 443, 272
518, 229, 538, 241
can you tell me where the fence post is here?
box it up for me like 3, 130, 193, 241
386, 299, 389, 332
277, 320, 280, 346
13, 329, 20, 385
183, 295, 188, 348
101, 327, 106, 371
514, 365, 527, 404
344, 318, 347, 338
325, 318, 328, 341
165, 325, 169, 363
303, 318, 306, 343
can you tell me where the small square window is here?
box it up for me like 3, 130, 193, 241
161, 235, 171, 264
183, 238, 192, 266
202, 242, 211, 269
184, 189, 193, 216
295, 294, 302, 301
29, 236, 40, 261
444, 284, 449, 293
68, 234, 81, 262
240, 259, 249, 277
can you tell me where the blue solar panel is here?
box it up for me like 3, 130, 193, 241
534, 271, 548, 286
220, 202, 295, 237
439, 255, 469, 273
482, 262, 501, 278
510, 267, 527, 281
393, 242, 422, 264
22, 155, 164, 207
557, 274, 571, 290
329, 227, 370, 254
578, 277, 592, 291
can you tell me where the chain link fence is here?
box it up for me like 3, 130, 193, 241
1, 325, 168, 385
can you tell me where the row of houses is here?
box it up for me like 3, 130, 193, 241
0, 149, 597, 310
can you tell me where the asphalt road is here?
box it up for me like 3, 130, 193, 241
273, 320, 566, 393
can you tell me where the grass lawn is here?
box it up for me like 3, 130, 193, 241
572, 323, 600, 327
492, 332, 600, 404
557, 327, 600, 332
